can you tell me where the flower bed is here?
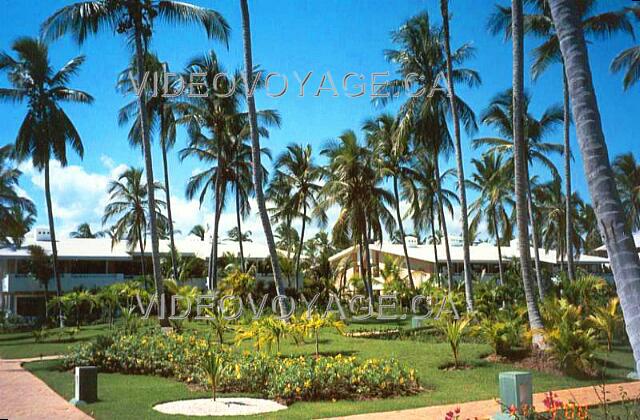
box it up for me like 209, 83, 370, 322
64, 328, 420, 404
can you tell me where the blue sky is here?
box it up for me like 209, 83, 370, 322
0, 0, 638, 242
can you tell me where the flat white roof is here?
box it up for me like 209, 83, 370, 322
595, 232, 640, 252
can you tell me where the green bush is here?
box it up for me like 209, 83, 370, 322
475, 315, 523, 357
64, 328, 420, 404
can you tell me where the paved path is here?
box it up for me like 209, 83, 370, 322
0, 356, 92, 420
328, 381, 640, 420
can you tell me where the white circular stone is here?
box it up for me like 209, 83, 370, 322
153, 397, 288, 417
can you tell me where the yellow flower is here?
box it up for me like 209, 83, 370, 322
304, 379, 311, 388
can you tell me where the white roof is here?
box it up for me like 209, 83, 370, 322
329, 240, 608, 265
0, 233, 273, 261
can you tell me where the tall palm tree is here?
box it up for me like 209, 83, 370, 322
403, 153, 458, 287
320, 130, 394, 303
613, 153, 640, 232
473, 88, 563, 297
548, 0, 640, 375
512, 0, 544, 346
0, 145, 36, 247
1, 37, 92, 326
381, 12, 479, 295
489, 0, 633, 282
70, 223, 106, 239
43, 0, 229, 326
364, 114, 416, 289
468, 152, 514, 286
272, 144, 324, 287
239, 0, 288, 317
117, 52, 180, 280
103, 167, 167, 289
440, 0, 474, 311
611, 6, 640, 90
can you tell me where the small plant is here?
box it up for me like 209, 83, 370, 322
588, 297, 622, 352
59, 327, 79, 342
202, 347, 225, 401
435, 316, 471, 368
32, 327, 49, 343
475, 315, 522, 357
297, 313, 346, 357
205, 309, 233, 344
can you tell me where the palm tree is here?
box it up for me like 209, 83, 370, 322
512, 0, 545, 346
473, 89, 563, 297
102, 167, 167, 289
578, 202, 602, 253
468, 152, 514, 286
320, 130, 394, 303
70, 223, 106, 239
272, 144, 324, 289
403, 153, 459, 287
117, 52, 180, 280
439, 0, 474, 311
364, 114, 416, 289
239, 0, 288, 317
489, 0, 633, 282
26, 245, 52, 319
0, 145, 36, 247
227, 227, 252, 243
613, 153, 640, 232
381, 12, 479, 295
611, 6, 640, 90
1, 37, 92, 326
43, 0, 229, 326
548, 0, 640, 373
190, 224, 205, 241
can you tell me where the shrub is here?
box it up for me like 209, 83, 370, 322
476, 316, 522, 357
435, 316, 472, 368
64, 328, 419, 404
588, 297, 623, 352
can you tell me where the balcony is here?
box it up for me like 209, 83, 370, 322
1, 273, 125, 293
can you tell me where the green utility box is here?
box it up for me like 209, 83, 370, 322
70, 366, 98, 405
494, 371, 532, 419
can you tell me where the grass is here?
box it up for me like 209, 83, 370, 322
0, 324, 110, 359
16, 320, 639, 420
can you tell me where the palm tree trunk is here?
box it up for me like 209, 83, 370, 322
211, 186, 224, 289
440, 0, 473, 312
133, 25, 168, 327
240, 0, 287, 318
43, 281, 49, 321
362, 232, 375, 303
137, 226, 146, 290
563, 71, 576, 282
162, 142, 178, 281
526, 164, 545, 299
430, 202, 441, 287
434, 158, 454, 291
512, 0, 545, 345
550, 0, 640, 373
294, 203, 307, 291
393, 175, 415, 289
492, 212, 505, 286
44, 161, 63, 328
235, 181, 246, 272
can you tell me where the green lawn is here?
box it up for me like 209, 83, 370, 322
0, 324, 110, 359
16, 320, 638, 420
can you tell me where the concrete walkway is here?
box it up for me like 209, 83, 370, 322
0, 356, 92, 420
329, 381, 640, 420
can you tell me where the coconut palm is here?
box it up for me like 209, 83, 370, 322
364, 114, 416, 289
1, 37, 92, 325
402, 153, 458, 288
43, 0, 229, 326
0, 145, 36, 247
381, 12, 479, 298
611, 6, 640, 90
439, 0, 475, 311
227, 227, 252, 243
548, 0, 640, 373
319, 130, 394, 303
70, 223, 106, 239
613, 153, 640, 232
117, 52, 180, 280
102, 167, 167, 289
489, 0, 633, 282
473, 88, 562, 297
467, 152, 514, 286
271, 144, 324, 288
240, 0, 288, 317
190, 224, 205, 241
512, 0, 545, 346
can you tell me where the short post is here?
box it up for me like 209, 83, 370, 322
494, 371, 532, 419
70, 366, 97, 406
